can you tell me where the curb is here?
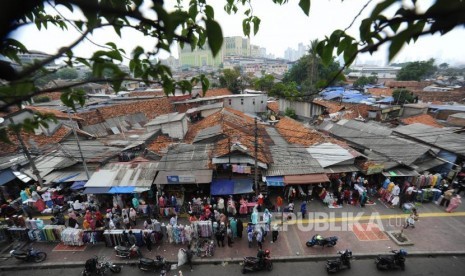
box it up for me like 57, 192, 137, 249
2, 251, 465, 271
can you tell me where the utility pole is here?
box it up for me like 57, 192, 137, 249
9, 118, 43, 185
67, 109, 90, 180
254, 117, 259, 196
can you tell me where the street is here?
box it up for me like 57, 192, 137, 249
3, 256, 464, 276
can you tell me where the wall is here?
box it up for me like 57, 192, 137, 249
446, 115, 465, 126
223, 95, 267, 113
160, 119, 187, 140
429, 109, 465, 121
201, 108, 222, 118
401, 106, 427, 118
278, 98, 325, 120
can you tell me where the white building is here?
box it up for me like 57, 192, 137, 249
145, 112, 188, 139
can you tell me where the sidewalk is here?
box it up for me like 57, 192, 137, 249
1, 198, 465, 270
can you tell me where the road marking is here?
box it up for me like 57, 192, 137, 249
283, 212, 465, 224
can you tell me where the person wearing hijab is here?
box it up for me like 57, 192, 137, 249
129, 208, 137, 226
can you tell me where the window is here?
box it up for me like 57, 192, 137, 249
241, 99, 244, 105
253, 100, 255, 105
228, 99, 232, 105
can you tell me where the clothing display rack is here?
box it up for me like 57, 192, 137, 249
42, 225, 65, 241
61, 228, 84, 246
103, 229, 150, 247
82, 230, 105, 244
192, 221, 213, 239
7, 227, 30, 242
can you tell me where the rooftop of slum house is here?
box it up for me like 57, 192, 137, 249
21, 148, 78, 182
318, 119, 433, 168
400, 114, 444, 128
172, 93, 263, 105
394, 123, 465, 157
267, 101, 279, 114
367, 87, 394, 97
275, 116, 345, 147
319, 87, 377, 104
306, 142, 365, 168
24, 106, 84, 121
200, 88, 233, 98
145, 112, 186, 126
156, 143, 212, 171
384, 80, 432, 88
0, 124, 73, 155
312, 100, 346, 114
264, 127, 324, 176
146, 134, 176, 156
185, 108, 272, 164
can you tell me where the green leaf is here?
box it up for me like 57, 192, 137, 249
337, 36, 352, 56
205, 5, 214, 19
298, 0, 311, 16
388, 32, 407, 61
242, 19, 250, 37
206, 19, 223, 57
359, 18, 372, 42
252, 17, 261, 35
343, 43, 358, 65
200, 75, 210, 94
188, 4, 198, 20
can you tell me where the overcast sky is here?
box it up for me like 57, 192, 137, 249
12, 0, 465, 67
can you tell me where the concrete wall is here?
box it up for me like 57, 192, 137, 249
159, 118, 188, 139
201, 108, 222, 118
223, 95, 267, 113
279, 98, 325, 120
401, 106, 427, 118
446, 114, 465, 126
429, 109, 465, 121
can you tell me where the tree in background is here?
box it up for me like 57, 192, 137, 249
284, 107, 297, 119
57, 67, 79, 80
393, 89, 415, 104
219, 68, 241, 94
396, 59, 437, 81
254, 74, 275, 93
353, 74, 378, 88
270, 81, 300, 100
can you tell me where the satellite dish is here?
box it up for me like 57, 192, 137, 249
0, 117, 4, 124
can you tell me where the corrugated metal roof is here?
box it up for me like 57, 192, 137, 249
306, 143, 356, 167
157, 143, 212, 170
102, 162, 158, 187
394, 123, 465, 157
284, 174, 329, 184
187, 102, 223, 114
264, 127, 324, 176
22, 151, 77, 181
193, 125, 223, 143
212, 156, 268, 169
85, 169, 119, 187
145, 112, 186, 126
60, 140, 121, 163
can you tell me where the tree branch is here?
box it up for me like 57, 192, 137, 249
344, 0, 373, 32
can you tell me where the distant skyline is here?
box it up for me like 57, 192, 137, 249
10, 0, 465, 67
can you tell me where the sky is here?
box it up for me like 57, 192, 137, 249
11, 0, 465, 67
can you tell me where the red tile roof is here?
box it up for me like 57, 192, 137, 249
202, 88, 233, 97
384, 81, 432, 89
147, 135, 176, 155
128, 91, 165, 97
342, 104, 375, 120
78, 98, 174, 126
367, 88, 394, 97
401, 114, 443, 128
185, 108, 272, 163
0, 125, 72, 155
24, 106, 84, 121
313, 100, 345, 113
275, 117, 337, 146
267, 102, 279, 114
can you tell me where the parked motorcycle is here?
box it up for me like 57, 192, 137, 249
375, 249, 407, 271
114, 244, 141, 258
306, 234, 338, 247
82, 256, 122, 276
241, 249, 272, 274
138, 255, 171, 272
326, 249, 352, 273
10, 246, 47, 263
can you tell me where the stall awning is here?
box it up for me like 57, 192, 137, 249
134, 187, 150, 193
265, 176, 284, 187
83, 187, 111, 194
382, 168, 419, 177
0, 169, 16, 186
284, 174, 329, 185
109, 186, 135, 194
154, 170, 213, 185
210, 179, 254, 195
70, 181, 87, 190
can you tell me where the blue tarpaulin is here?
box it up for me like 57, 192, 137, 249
0, 169, 16, 186
55, 173, 81, 183
109, 186, 135, 194
265, 176, 285, 187
211, 179, 254, 195
83, 187, 111, 194
70, 181, 87, 190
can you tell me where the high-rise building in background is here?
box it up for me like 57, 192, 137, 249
284, 42, 307, 61
177, 36, 266, 68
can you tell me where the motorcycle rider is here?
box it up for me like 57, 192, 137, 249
257, 248, 265, 268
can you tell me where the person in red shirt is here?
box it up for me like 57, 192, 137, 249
276, 196, 283, 212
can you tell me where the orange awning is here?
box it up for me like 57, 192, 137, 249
284, 174, 329, 185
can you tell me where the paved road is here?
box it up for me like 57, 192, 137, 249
4, 256, 464, 276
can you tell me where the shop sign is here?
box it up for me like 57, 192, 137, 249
167, 175, 196, 183
366, 164, 384, 175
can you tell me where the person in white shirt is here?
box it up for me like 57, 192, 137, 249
73, 200, 83, 212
